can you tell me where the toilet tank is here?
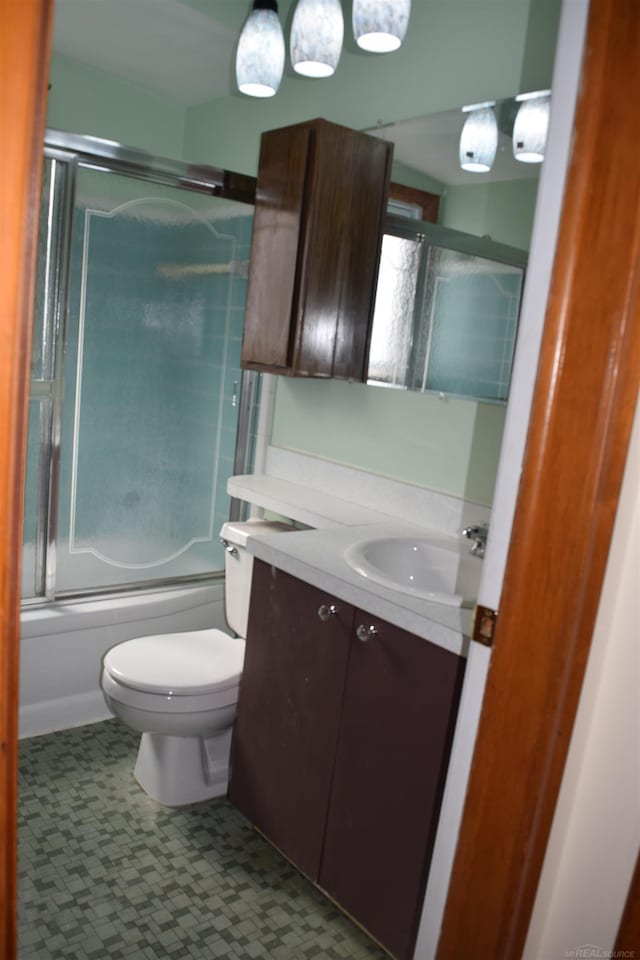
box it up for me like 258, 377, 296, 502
220, 519, 292, 638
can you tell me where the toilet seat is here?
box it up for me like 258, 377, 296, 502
103, 629, 245, 695
102, 629, 245, 713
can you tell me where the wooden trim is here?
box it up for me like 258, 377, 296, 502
437, 0, 640, 956
388, 182, 440, 223
0, 2, 53, 957
615, 850, 640, 954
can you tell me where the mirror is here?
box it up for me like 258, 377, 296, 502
365, 96, 543, 402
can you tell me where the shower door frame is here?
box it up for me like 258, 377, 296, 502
25, 130, 258, 604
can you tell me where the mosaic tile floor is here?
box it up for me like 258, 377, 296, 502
19, 719, 387, 960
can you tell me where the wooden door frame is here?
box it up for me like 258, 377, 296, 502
437, 0, 640, 955
1, 2, 54, 957
2, 1, 639, 958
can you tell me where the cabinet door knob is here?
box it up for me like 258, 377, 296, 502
356, 624, 378, 642
317, 604, 338, 622
219, 538, 238, 558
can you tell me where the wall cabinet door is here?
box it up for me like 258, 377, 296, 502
318, 611, 465, 960
229, 560, 353, 880
240, 118, 393, 380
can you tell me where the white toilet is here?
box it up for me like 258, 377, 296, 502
100, 519, 289, 806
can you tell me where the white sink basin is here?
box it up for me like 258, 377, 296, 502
343, 536, 481, 607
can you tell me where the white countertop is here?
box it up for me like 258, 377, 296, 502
229, 467, 485, 657
228, 473, 392, 528
245, 521, 475, 657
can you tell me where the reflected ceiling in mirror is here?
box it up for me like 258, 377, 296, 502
366, 96, 545, 188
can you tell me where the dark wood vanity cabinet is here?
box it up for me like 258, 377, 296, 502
240, 118, 393, 380
229, 560, 465, 960
228, 562, 353, 879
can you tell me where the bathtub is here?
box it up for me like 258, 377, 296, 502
19, 581, 226, 739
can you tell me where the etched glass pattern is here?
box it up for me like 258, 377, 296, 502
236, 8, 285, 97
513, 93, 550, 163
353, 0, 411, 52
290, 0, 344, 77
368, 234, 421, 387
54, 168, 254, 592
459, 106, 498, 172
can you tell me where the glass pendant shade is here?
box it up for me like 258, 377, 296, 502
235, 0, 285, 98
459, 104, 498, 173
290, 0, 344, 78
353, 0, 411, 53
513, 91, 551, 163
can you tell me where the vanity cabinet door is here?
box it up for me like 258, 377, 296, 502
229, 560, 354, 881
318, 613, 465, 960
241, 118, 393, 380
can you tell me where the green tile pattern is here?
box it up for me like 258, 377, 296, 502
19, 721, 387, 959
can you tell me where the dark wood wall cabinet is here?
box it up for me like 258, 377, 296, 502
229, 560, 465, 960
240, 118, 393, 380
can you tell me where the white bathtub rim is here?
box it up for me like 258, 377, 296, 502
20, 581, 224, 640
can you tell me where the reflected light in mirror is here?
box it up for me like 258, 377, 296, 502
459, 102, 498, 173
513, 90, 551, 163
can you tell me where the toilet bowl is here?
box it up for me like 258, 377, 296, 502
100, 519, 291, 806
101, 629, 244, 806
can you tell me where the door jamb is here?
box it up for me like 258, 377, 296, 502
436, 0, 640, 954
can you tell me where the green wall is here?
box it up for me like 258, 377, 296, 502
48, 53, 187, 159
441, 178, 540, 250
272, 379, 506, 506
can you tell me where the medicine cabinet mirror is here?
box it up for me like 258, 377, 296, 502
366, 96, 542, 403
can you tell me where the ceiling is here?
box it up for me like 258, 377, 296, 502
52, 0, 239, 106
52, 0, 540, 188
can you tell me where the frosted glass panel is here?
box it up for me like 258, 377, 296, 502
423, 249, 523, 401
56, 168, 253, 592
368, 234, 422, 387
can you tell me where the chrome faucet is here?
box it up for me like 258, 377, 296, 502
462, 524, 489, 559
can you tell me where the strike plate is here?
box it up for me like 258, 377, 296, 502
472, 604, 498, 646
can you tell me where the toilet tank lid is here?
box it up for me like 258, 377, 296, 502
103, 629, 245, 696
220, 519, 293, 549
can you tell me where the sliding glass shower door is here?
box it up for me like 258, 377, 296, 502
22, 141, 255, 599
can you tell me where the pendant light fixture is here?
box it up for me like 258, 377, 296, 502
459, 102, 498, 173
353, 0, 411, 53
513, 90, 551, 163
235, 0, 285, 98
290, 0, 344, 78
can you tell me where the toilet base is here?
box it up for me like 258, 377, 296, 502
134, 729, 233, 807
